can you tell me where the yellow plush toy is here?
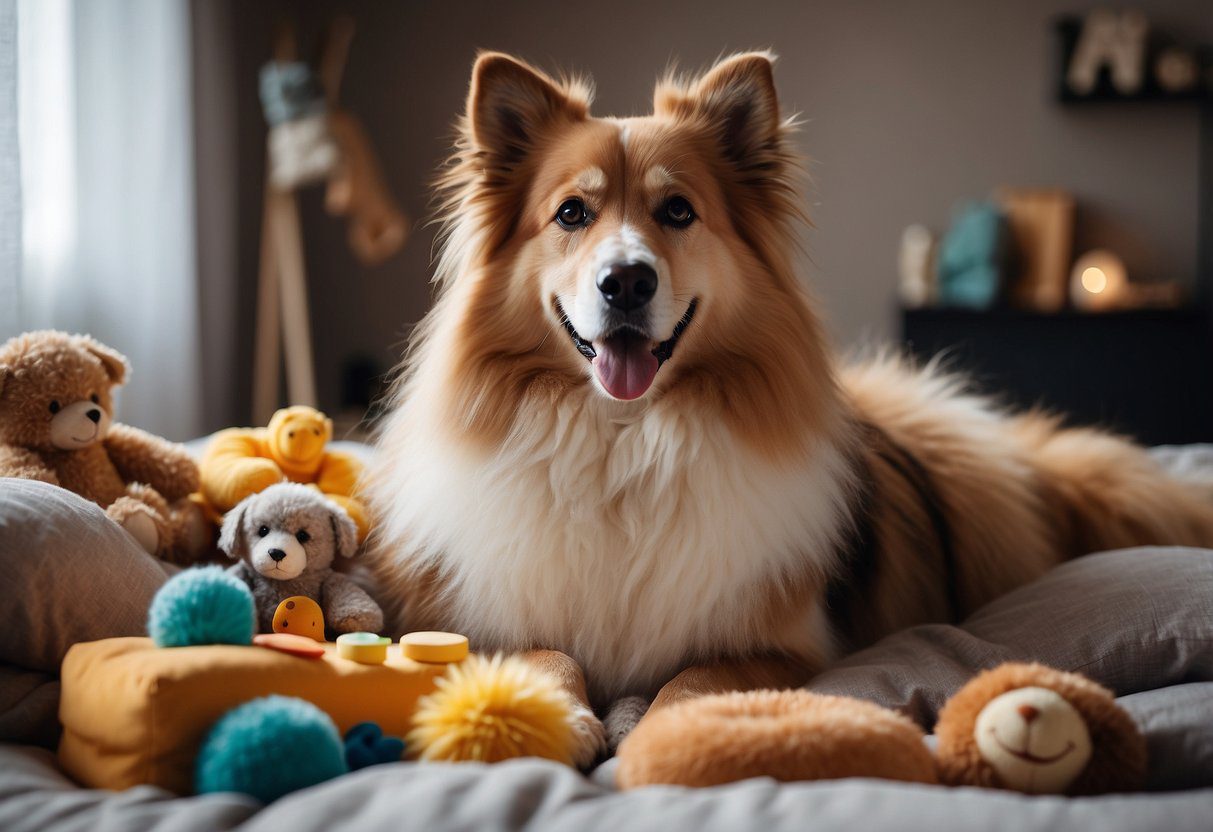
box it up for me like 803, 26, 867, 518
197, 406, 368, 539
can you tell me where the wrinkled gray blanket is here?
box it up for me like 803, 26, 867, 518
1, 444, 1212, 831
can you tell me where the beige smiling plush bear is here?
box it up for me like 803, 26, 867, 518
934, 662, 1146, 795
0, 331, 210, 564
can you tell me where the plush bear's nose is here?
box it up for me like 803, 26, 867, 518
268, 548, 287, 562
1017, 704, 1040, 723
86, 409, 101, 424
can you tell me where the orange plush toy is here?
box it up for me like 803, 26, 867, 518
617, 663, 1146, 796
197, 406, 368, 539
0, 331, 210, 564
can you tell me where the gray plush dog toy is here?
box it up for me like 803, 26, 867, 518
218, 482, 384, 635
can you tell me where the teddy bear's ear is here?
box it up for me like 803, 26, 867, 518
217, 503, 249, 561
329, 507, 359, 559
79, 336, 131, 385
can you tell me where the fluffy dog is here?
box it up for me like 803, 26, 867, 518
365, 51, 1213, 764
219, 483, 383, 635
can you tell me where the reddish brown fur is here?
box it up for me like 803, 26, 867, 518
368, 52, 1213, 742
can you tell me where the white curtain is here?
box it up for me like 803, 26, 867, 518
7, 0, 199, 440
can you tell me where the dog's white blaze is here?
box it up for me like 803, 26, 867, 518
373, 392, 851, 702
567, 224, 677, 344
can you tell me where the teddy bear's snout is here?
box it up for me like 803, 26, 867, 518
250, 530, 308, 580
49, 399, 111, 450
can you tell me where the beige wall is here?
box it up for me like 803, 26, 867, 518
197, 0, 1212, 429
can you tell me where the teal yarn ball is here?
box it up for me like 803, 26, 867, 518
147, 566, 255, 648
196, 696, 349, 802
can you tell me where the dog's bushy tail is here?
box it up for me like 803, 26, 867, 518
1015, 415, 1213, 555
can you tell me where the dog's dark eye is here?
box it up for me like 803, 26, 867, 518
48, 400, 61, 414
660, 196, 695, 229
90, 394, 100, 404
555, 198, 590, 230
257, 525, 270, 538
295, 530, 310, 544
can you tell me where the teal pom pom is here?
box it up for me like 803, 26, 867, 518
147, 566, 255, 648
196, 696, 348, 802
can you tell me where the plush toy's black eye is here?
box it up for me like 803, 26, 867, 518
48, 400, 61, 414
295, 530, 311, 544
312, 429, 320, 436
660, 196, 695, 229
90, 394, 100, 404
257, 525, 270, 538
288, 431, 295, 438
555, 198, 590, 230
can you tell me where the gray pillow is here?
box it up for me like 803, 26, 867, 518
807, 547, 1213, 723
805, 547, 1213, 791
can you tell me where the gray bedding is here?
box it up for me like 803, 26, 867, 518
1, 445, 1212, 830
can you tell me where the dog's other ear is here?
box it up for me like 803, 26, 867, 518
329, 507, 359, 559
655, 52, 781, 166
467, 52, 588, 169
218, 503, 248, 561
77, 335, 131, 385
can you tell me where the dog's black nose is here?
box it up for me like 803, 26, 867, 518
86, 409, 101, 424
268, 548, 287, 562
597, 262, 657, 312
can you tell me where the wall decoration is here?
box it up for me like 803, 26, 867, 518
1057, 10, 1210, 102
1065, 8, 1148, 96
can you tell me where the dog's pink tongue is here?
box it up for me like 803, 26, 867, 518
593, 331, 658, 400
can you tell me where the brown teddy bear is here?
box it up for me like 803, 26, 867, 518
0, 330, 210, 564
617, 662, 1145, 796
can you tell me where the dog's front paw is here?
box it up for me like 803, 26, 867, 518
567, 703, 607, 769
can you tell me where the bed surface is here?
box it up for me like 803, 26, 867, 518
1, 445, 1212, 830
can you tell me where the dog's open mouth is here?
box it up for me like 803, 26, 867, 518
556, 299, 698, 401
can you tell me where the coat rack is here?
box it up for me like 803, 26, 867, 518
252, 17, 408, 425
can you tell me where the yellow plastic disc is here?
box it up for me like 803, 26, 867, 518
400, 631, 469, 664
335, 632, 391, 664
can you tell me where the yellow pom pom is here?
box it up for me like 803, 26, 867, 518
407, 654, 576, 765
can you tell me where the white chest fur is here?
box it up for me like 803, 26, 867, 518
374, 393, 853, 701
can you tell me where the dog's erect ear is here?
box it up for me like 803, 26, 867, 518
655, 52, 781, 165
329, 507, 359, 559
79, 336, 130, 385
467, 52, 587, 169
217, 503, 248, 561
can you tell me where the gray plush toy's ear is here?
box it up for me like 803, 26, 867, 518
217, 503, 249, 561
329, 507, 359, 559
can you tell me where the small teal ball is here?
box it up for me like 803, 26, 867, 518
196, 696, 349, 802
147, 566, 255, 648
